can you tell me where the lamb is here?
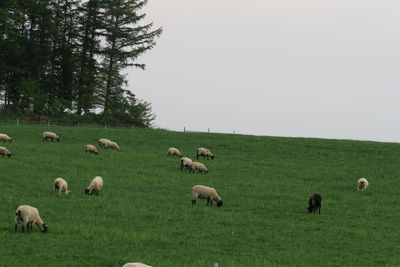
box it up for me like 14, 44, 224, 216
0, 133, 12, 143
180, 157, 192, 171
192, 185, 223, 207
85, 176, 103, 195
357, 178, 369, 191
0, 146, 12, 157
167, 147, 182, 157
53, 177, 69, 196
308, 194, 322, 214
122, 263, 152, 267
98, 138, 119, 150
196, 147, 214, 160
42, 131, 60, 142
15, 205, 48, 233
189, 161, 208, 173
85, 144, 99, 154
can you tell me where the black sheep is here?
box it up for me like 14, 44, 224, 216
308, 194, 322, 214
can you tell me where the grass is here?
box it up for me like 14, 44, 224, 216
0, 123, 399, 266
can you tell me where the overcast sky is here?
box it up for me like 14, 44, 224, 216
127, 0, 400, 142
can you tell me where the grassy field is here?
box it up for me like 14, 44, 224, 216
0, 124, 399, 266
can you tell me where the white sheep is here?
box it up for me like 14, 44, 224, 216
122, 263, 152, 267
53, 177, 69, 196
0, 133, 12, 143
189, 161, 208, 173
85, 176, 103, 195
192, 185, 223, 207
43, 131, 60, 142
15, 205, 48, 233
196, 147, 214, 160
0, 146, 12, 157
98, 138, 120, 150
167, 147, 182, 157
180, 157, 192, 171
357, 178, 369, 191
85, 144, 99, 154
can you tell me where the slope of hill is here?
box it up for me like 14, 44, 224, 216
0, 124, 399, 266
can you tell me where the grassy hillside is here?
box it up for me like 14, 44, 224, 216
0, 124, 399, 266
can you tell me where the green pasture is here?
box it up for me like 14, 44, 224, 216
0, 124, 399, 266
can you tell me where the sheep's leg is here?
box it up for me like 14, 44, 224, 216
192, 199, 196, 206
207, 197, 210, 206
15, 223, 18, 232
318, 205, 321, 214
23, 222, 28, 233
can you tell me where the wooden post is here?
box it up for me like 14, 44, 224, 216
184, 127, 186, 132
48, 120, 50, 126
104, 123, 107, 129
208, 128, 210, 133
17, 118, 19, 126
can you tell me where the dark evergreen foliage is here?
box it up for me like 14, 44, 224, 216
0, 0, 161, 127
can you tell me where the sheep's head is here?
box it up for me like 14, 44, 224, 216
57, 138, 60, 142
307, 206, 313, 213
40, 223, 48, 233
9, 138, 12, 143
217, 200, 223, 207
84, 189, 91, 195
8, 153, 11, 157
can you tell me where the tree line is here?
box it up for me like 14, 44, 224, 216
0, 0, 162, 127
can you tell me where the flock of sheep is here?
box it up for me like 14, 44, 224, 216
1, 130, 371, 266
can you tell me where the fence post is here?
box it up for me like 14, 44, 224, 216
212, 263, 219, 267
233, 130, 235, 134
184, 127, 186, 132
78, 122, 80, 127
17, 118, 19, 126
48, 120, 50, 126
104, 123, 106, 129
208, 128, 210, 133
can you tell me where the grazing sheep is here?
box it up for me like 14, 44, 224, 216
123, 263, 152, 267
308, 194, 322, 214
43, 131, 60, 142
180, 157, 192, 171
167, 147, 182, 157
53, 177, 69, 196
357, 178, 369, 191
0, 133, 12, 143
189, 161, 208, 173
196, 147, 214, 160
85, 176, 103, 195
15, 205, 48, 233
98, 138, 119, 150
85, 144, 99, 154
0, 146, 11, 157
192, 185, 223, 207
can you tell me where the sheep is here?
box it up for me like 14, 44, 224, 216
167, 147, 182, 157
189, 161, 208, 173
15, 205, 48, 233
180, 157, 192, 171
357, 178, 369, 191
0, 146, 11, 157
85, 176, 103, 195
0, 133, 12, 143
196, 147, 214, 160
85, 144, 99, 154
122, 263, 152, 267
53, 177, 69, 196
43, 131, 60, 142
192, 185, 223, 207
98, 138, 120, 150
308, 194, 322, 214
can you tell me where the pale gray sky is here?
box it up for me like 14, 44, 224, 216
128, 0, 400, 142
